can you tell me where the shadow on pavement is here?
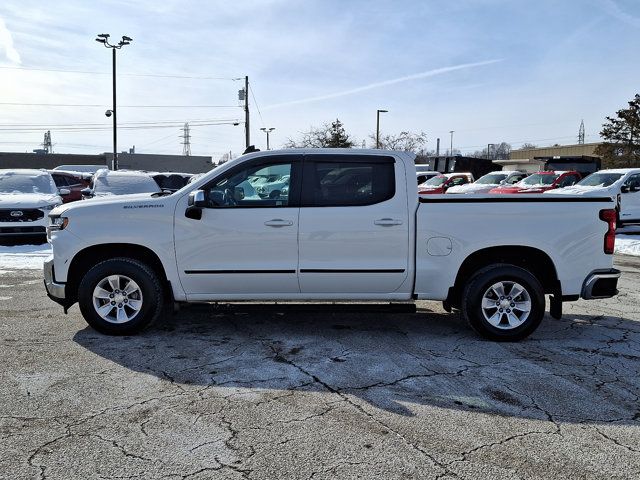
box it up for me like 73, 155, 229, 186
73, 304, 640, 425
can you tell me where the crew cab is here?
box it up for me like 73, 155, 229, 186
489, 170, 581, 194
44, 149, 620, 341
549, 168, 640, 226
418, 173, 474, 194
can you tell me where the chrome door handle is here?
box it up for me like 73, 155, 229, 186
264, 219, 294, 227
374, 218, 403, 226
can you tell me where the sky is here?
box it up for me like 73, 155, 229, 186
0, 0, 639, 160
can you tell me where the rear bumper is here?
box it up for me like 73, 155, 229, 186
581, 269, 621, 300
43, 258, 66, 304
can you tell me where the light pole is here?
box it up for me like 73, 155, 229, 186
487, 143, 495, 160
376, 109, 388, 149
95, 33, 132, 170
449, 130, 454, 156
260, 127, 275, 150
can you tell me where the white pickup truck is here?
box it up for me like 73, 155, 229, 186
44, 149, 621, 341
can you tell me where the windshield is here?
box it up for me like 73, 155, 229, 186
94, 174, 160, 195
577, 172, 624, 187
0, 172, 57, 194
520, 173, 558, 186
476, 173, 508, 185
423, 176, 446, 187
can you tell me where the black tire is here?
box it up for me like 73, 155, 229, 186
78, 257, 165, 335
461, 264, 545, 342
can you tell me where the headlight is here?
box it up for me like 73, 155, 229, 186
48, 215, 69, 231
41, 203, 61, 211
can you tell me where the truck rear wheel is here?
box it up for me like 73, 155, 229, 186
462, 264, 545, 341
78, 258, 165, 335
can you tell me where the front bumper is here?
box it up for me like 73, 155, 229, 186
581, 269, 621, 299
43, 258, 66, 304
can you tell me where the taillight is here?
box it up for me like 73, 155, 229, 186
599, 209, 616, 254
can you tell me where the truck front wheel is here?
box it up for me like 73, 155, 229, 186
462, 264, 545, 341
78, 258, 165, 335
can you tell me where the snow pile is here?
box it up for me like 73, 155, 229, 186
616, 235, 640, 257
0, 244, 51, 271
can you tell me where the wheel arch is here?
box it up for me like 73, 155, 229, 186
66, 243, 170, 303
446, 245, 560, 308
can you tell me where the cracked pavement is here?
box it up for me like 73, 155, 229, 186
1, 255, 639, 479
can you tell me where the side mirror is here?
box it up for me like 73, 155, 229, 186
59, 188, 71, 196
187, 190, 207, 207
80, 187, 92, 198
621, 185, 631, 193
234, 186, 245, 201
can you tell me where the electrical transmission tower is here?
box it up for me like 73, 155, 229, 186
181, 123, 192, 156
578, 120, 585, 145
42, 130, 53, 153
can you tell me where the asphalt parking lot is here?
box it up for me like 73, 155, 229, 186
1, 255, 639, 479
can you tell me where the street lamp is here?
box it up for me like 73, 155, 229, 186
449, 130, 454, 156
95, 33, 133, 170
260, 127, 275, 150
376, 109, 388, 149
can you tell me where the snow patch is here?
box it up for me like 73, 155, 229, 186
616, 235, 640, 257
0, 244, 51, 270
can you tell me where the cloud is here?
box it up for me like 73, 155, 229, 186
265, 59, 503, 109
596, 0, 640, 28
0, 16, 20, 64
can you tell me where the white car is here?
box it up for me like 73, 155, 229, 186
447, 171, 527, 194
45, 149, 620, 341
0, 169, 68, 238
548, 168, 640, 226
53, 165, 107, 174
82, 169, 160, 199
255, 174, 290, 199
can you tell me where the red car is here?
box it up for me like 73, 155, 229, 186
488, 170, 581, 194
49, 170, 91, 203
418, 173, 474, 194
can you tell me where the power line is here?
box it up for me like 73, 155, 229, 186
249, 83, 265, 127
0, 65, 241, 80
0, 102, 241, 108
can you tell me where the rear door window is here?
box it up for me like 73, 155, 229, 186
302, 156, 395, 207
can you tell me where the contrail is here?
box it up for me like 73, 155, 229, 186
265, 59, 502, 109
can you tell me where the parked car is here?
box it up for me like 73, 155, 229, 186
0, 169, 68, 238
255, 174, 290, 198
152, 172, 194, 193
447, 171, 528, 194
548, 168, 640, 226
416, 171, 440, 185
82, 169, 160, 199
45, 149, 619, 341
418, 173, 474, 194
49, 170, 91, 203
53, 165, 107, 174
489, 171, 581, 194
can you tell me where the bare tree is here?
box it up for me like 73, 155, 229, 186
368, 131, 428, 152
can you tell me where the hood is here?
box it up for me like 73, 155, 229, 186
52, 192, 166, 216
0, 192, 62, 208
447, 183, 496, 194
548, 185, 610, 196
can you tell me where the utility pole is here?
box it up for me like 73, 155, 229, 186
244, 76, 250, 149
436, 138, 440, 156
449, 130, 454, 156
181, 123, 192, 156
376, 109, 388, 148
